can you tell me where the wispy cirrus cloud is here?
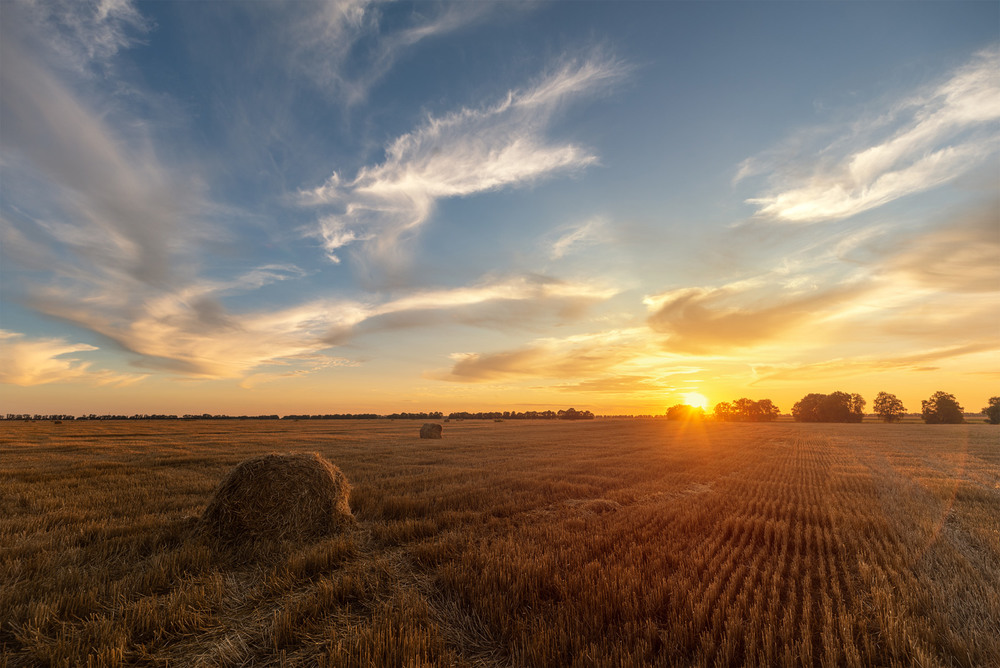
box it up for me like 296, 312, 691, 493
321, 273, 618, 344
431, 328, 645, 384
744, 45, 1000, 223
645, 281, 868, 355
1, 8, 202, 288
290, 0, 498, 105
300, 56, 626, 267
751, 342, 999, 385
20, 265, 331, 378
0, 331, 147, 387
549, 216, 607, 259
19, 269, 614, 380
554, 366, 703, 394
7, 0, 147, 73
882, 199, 1000, 294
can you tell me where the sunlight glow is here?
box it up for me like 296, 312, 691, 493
682, 392, 709, 411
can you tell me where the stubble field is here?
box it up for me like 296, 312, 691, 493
1, 419, 998, 667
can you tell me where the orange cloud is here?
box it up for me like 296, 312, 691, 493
432, 330, 642, 383
0, 331, 147, 387
646, 284, 866, 354
751, 342, 999, 384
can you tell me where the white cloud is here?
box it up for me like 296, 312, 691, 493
377, 274, 616, 314
0, 330, 146, 387
550, 216, 607, 259
290, 0, 495, 105
0, 20, 203, 288
7, 0, 147, 73
21, 270, 616, 380
746, 46, 1000, 222
239, 354, 361, 389
300, 56, 626, 265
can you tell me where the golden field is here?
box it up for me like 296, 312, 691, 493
1, 419, 998, 667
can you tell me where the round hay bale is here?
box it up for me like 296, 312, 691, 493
200, 453, 353, 547
419, 423, 443, 439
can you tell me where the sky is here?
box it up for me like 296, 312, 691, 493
1, 0, 998, 417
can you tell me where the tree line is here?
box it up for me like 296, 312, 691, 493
1, 408, 596, 422
5, 398, 997, 424
663, 393, 1000, 424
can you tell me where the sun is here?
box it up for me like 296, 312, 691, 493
681, 392, 709, 411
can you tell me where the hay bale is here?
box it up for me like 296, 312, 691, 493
419, 423, 442, 439
200, 453, 352, 547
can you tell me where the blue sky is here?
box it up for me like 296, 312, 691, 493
1, 0, 997, 415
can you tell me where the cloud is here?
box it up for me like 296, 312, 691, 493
553, 370, 701, 394
431, 329, 643, 384
752, 342, 999, 384
745, 45, 1000, 222
0, 330, 147, 387
239, 353, 361, 389
321, 273, 618, 344
882, 199, 1000, 294
290, 0, 496, 105
1, 16, 203, 288
300, 56, 626, 266
20, 269, 614, 380
549, 216, 607, 259
646, 282, 868, 354
6, 0, 147, 73
641, 196, 999, 360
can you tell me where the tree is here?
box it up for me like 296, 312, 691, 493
713, 398, 778, 422
755, 399, 780, 422
873, 392, 907, 423
921, 391, 964, 424
849, 393, 866, 421
983, 397, 1000, 425
557, 407, 594, 420
733, 398, 760, 422
792, 392, 865, 423
792, 393, 826, 422
667, 404, 704, 420
713, 402, 733, 421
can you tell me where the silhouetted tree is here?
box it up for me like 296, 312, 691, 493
983, 397, 1000, 425
712, 398, 779, 422
713, 402, 734, 421
792, 391, 865, 423
755, 399, 781, 422
666, 404, 704, 420
921, 391, 964, 424
733, 398, 759, 421
873, 392, 907, 423
792, 393, 825, 422
557, 407, 594, 420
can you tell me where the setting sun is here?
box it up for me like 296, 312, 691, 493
682, 392, 710, 411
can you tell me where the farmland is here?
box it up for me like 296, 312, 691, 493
1, 419, 998, 667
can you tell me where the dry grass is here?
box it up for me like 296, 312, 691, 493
1, 419, 998, 667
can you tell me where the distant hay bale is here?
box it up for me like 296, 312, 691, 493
200, 453, 353, 548
420, 423, 443, 439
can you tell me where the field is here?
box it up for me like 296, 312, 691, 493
1, 419, 998, 667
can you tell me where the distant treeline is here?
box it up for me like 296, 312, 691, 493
6, 396, 995, 424
2, 408, 596, 421
663, 390, 997, 425
3, 414, 283, 421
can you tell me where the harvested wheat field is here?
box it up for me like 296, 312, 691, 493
1, 419, 998, 667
